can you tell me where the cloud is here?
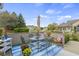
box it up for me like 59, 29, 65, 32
26, 17, 38, 26
33, 3, 44, 6
63, 4, 74, 9
55, 15, 72, 24
40, 14, 56, 19
56, 11, 62, 14
65, 15, 72, 18
46, 9, 55, 14
46, 9, 62, 15
57, 15, 72, 21
40, 15, 48, 18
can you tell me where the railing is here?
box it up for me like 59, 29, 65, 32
0, 36, 12, 56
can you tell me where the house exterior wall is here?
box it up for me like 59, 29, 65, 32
72, 21, 79, 27
59, 26, 72, 32
59, 20, 79, 32
72, 21, 79, 32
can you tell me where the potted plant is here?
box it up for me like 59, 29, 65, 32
22, 48, 32, 56
21, 44, 32, 56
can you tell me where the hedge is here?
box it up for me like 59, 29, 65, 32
64, 32, 79, 44
14, 28, 29, 33
71, 33, 79, 41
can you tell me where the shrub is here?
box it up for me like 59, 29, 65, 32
71, 33, 79, 41
0, 29, 3, 36
14, 27, 29, 33
45, 30, 52, 37
64, 33, 70, 44
64, 32, 79, 43
22, 48, 31, 56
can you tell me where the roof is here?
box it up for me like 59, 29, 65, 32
67, 19, 79, 25
59, 19, 79, 27
59, 23, 72, 27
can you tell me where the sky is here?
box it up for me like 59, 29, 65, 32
3, 3, 79, 27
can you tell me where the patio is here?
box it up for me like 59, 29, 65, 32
64, 41, 79, 55
11, 35, 63, 56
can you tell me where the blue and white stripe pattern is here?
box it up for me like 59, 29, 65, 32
12, 45, 23, 56
12, 44, 62, 56
32, 45, 62, 56
42, 45, 62, 56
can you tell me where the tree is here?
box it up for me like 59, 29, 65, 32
74, 26, 77, 33
0, 11, 10, 27
47, 23, 58, 32
0, 11, 18, 30
9, 12, 18, 29
10, 12, 22, 30
0, 11, 27, 30
17, 13, 26, 28
0, 10, 28, 34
